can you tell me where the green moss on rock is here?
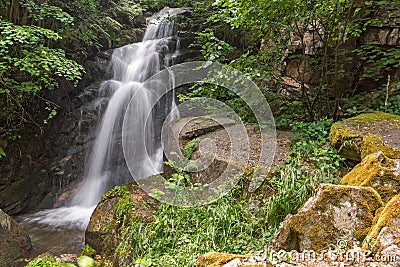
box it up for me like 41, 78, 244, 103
269, 184, 383, 253
85, 183, 158, 255
329, 111, 400, 161
341, 151, 400, 203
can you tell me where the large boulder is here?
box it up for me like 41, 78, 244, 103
329, 112, 400, 161
0, 208, 31, 266
85, 183, 158, 255
269, 184, 383, 253
341, 151, 400, 203
363, 194, 400, 256
164, 117, 290, 191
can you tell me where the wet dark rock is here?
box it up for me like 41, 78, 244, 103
0, 209, 31, 266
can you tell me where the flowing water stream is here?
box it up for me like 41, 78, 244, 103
18, 7, 187, 256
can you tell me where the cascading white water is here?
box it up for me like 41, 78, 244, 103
19, 7, 187, 255
70, 7, 185, 209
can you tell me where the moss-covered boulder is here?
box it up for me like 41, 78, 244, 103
329, 111, 400, 161
195, 252, 248, 267
269, 184, 383, 253
85, 183, 158, 255
363, 194, 400, 255
0, 208, 31, 266
341, 151, 400, 203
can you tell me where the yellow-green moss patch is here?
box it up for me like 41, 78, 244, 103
329, 112, 400, 161
196, 252, 247, 267
346, 111, 400, 123
363, 194, 400, 253
341, 151, 400, 203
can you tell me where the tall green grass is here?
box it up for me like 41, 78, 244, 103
112, 119, 342, 267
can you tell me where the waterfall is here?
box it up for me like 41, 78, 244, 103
69, 7, 185, 208
19, 7, 187, 253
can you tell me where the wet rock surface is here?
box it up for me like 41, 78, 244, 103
0, 209, 31, 266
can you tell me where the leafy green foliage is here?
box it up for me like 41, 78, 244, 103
55, 0, 142, 59
354, 46, 400, 81
341, 82, 400, 117
187, 0, 399, 121
0, 147, 5, 158
0, 18, 84, 152
26, 254, 75, 267
182, 137, 199, 159
80, 244, 97, 258
194, 30, 233, 63
22, 0, 74, 26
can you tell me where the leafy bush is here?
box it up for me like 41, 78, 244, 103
0, 18, 84, 150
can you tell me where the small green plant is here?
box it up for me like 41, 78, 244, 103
26, 254, 75, 267
80, 244, 97, 258
182, 138, 200, 159
135, 258, 152, 267
193, 30, 234, 63
102, 185, 128, 201
0, 147, 5, 158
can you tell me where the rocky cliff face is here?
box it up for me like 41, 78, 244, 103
281, 5, 400, 99
0, 51, 113, 215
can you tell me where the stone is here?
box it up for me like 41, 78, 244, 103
363, 194, 400, 255
77, 255, 95, 267
341, 151, 400, 203
0, 208, 31, 266
269, 184, 383, 253
165, 117, 291, 192
329, 111, 400, 161
85, 183, 158, 255
195, 252, 247, 267
55, 253, 78, 263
